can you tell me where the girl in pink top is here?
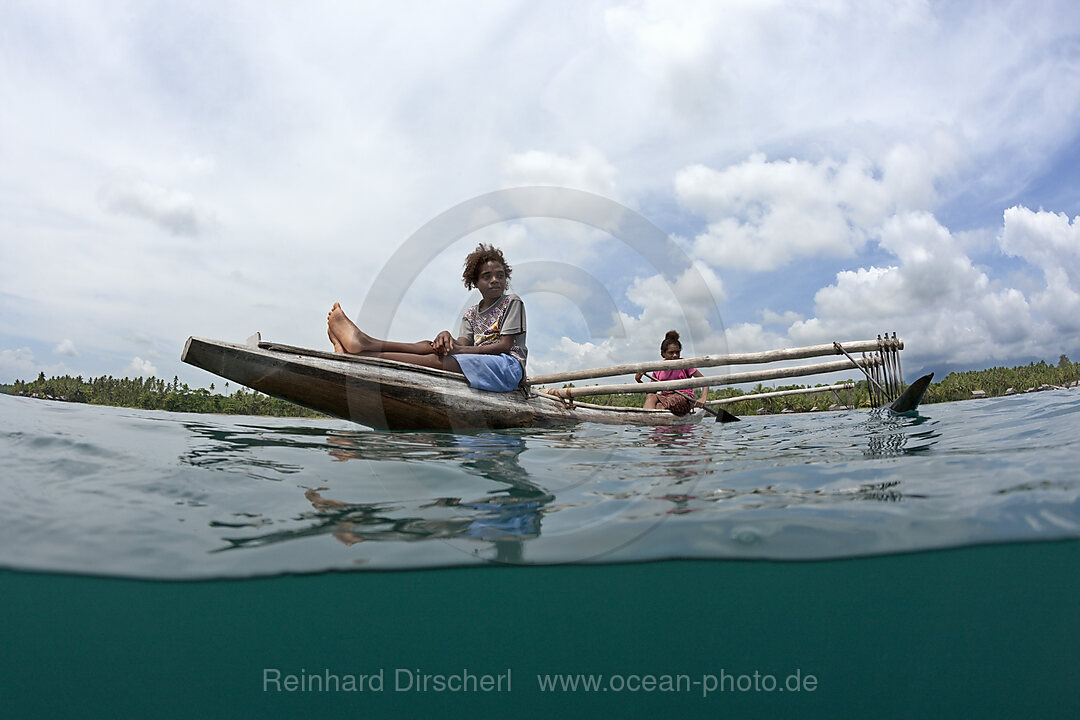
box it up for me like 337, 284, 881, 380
634, 330, 708, 416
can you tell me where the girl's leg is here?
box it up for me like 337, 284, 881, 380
329, 303, 434, 354
327, 303, 462, 373
643, 392, 659, 409
374, 352, 462, 373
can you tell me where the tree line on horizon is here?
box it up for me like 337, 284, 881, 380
0, 372, 324, 417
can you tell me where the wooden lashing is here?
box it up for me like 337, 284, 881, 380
876, 340, 888, 404
542, 387, 576, 410
875, 341, 886, 402
890, 332, 905, 395
864, 352, 879, 407
878, 332, 906, 403
836, 334, 907, 408
836, 342, 889, 406
878, 333, 908, 407
892, 332, 905, 392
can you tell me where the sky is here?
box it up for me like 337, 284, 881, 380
2, 0, 1080, 390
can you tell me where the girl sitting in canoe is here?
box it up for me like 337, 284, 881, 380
634, 330, 707, 415
327, 243, 527, 392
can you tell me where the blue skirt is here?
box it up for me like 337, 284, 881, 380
454, 353, 524, 392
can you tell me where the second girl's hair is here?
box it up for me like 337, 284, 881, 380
661, 330, 682, 355
462, 243, 512, 290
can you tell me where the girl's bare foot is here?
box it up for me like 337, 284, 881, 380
327, 327, 345, 353
327, 303, 376, 354
326, 303, 346, 352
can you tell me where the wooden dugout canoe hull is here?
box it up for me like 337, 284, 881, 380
181, 337, 703, 431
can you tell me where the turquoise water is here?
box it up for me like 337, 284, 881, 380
2, 391, 1079, 717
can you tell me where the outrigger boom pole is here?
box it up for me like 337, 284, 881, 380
539, 357, 881, 400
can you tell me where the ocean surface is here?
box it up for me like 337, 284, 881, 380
3, 390, 1079, 718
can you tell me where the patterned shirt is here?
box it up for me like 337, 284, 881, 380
457, 293, 528, 366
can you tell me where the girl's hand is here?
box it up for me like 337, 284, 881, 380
634, 372, 644, 383
431, 330, 455, 356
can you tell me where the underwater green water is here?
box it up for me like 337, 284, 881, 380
4, 543, 1079, 718
2, 390, 1079, 717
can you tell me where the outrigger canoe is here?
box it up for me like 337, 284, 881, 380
181, 336, 704, 431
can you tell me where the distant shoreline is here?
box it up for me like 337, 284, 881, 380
0, 374, 324, 418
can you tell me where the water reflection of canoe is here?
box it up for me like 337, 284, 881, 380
181, 337, 703, 431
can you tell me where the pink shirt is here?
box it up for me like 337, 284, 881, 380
653, 367, 697, 398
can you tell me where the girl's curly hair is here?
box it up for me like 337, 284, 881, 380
661, 330, 682, 355
462, 243, 512, 290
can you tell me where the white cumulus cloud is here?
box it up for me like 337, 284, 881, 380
125, 357, 158, 378
504, 147, 618, 197
1001, 207, 1080, 332
0, 347, 38, 378
733, 210, 1052, 368
53, 339, 78, 356
677, 136, 963, 272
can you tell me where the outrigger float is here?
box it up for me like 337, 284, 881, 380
181, 333, 932, 431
